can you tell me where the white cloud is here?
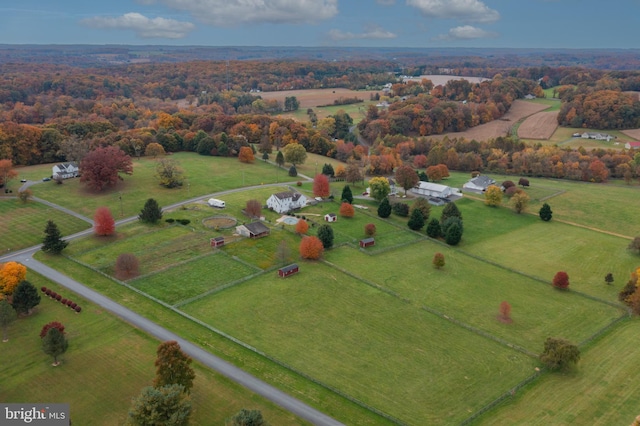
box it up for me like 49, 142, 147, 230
407, 0, 500, 23
142, 0, 338, 26
328, 25, 397, 41
81, 12, 195, 39
435, 25, 497, 40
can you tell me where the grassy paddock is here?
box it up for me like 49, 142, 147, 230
0, 272, 306, 425
0, 199, 91, 252
474, 319, 640, 426
34, 253, 391, 425
180, 261, 537, 425
324, 244, 622, 352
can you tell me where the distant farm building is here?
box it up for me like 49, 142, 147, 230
236, 222, 270, 239
278, 263, 299, 278
359, 238, 375, 248
581, 132, 613, 141
625, 141, 640, 149
411, 182, 460, 199
324, 213, 337, 222
463, 175, 496, 193
266, 191, 308, 214
210, 236, 225, 248
52, 162, 79, 179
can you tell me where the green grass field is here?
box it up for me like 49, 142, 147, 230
0, 272, 307, 426
180, 262, 538, 425
0, 198, 91, 252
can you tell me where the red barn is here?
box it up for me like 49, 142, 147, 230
278, 263, 299, 278
210, 236, 225, 248
359, 237, 375, 248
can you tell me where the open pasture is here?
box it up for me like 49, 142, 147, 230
0, 272, 305, 426
180, 261, 538, 426
29, 153, 283, 218
475, 319, 640, 426
0, 199, 91, 252
324, 244, 622, 353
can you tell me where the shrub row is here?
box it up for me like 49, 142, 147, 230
41, 286, 82, 313
165, 218, 191, 225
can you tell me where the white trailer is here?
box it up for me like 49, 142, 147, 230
207, 198, 226, 208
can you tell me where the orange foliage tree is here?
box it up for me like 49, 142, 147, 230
94, 207, 115, 236
339, 202, 355, 218
295, 219, 309, 235
313, 174, 330, 198
0, 159, 18, 187
0, 261, 27, 296
299, 236, 324, 260
238, 146, 255, 163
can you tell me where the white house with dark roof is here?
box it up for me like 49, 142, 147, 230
463, 175, 496, 193
266, 191, 308, 214
52, 162, 79, 179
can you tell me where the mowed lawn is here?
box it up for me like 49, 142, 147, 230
476, 319, 640, 426
180, 262, 538, 426
324, 245, 622, 353
0, 198, 91, 252
0, 273, 306, 426
29, 153, 287, 218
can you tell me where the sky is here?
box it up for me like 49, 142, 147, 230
1, 0, 639, 49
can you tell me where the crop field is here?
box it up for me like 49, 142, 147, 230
0, 198, 91, 252
0, 272, 305, 426
517, 111, 558, 139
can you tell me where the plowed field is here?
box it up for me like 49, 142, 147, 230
518, 110, 559, 139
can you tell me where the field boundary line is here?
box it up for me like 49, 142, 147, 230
64, 255, 406, 425
129, 250, 220, 283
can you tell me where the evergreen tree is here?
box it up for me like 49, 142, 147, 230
0, 299, 16, 342
539, 202, 553, 221
139, 198, 163, 224
377, 198, 391, 218
426, 218, 442, 238
322, 163, 335, 177
42, 220, 68, 254
42, 327, 68, 366
127, 384, 191, 426
153, 341, 196, 394
442, 216, 464, 236
11, 280, 40, 316
275, 150, 285, 167
407, 209, 425, 231
440, 202, 462, 224
262, 151, 269, 161
411, 198, 431, 222
341, 185, 353, 204
317, 224, 334, 249
229, 409, 269, 426
444, 222, 463, 246
288, 165, 297, 177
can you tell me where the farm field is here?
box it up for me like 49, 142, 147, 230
0, 272, 306, 426
517, 110, 558, 139
0, 199, 91, 252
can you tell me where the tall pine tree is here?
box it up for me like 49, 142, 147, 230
42, 220, 68, 254
139, 198, 162, 224
341, 185, 353, 204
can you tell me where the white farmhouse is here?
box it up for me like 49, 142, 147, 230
266, 191, 308, 214
52, 162, 79, 179
463, 175, 496, 193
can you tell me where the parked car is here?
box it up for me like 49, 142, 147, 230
42, 177, 51, 181
20, 179, 27, 182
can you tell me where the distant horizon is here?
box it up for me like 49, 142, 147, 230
2, 1, 639, 49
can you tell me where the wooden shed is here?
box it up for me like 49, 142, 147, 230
324, 213, 337, 222
210, 236, 225, 248
278, 263, 299, 278
359, 237, 375, 248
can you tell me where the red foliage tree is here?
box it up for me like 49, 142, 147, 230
313, 174, 330, 198
339, 202, 355, 218
94, 207, 115, 236
115, 253, 140, 280
238, 146, 255, 163
413, 154, 428, 169
364, 223, 376, 237
80, 146, 133, 191
552, 271, 570, 289
299, 236, 324, 260
498, 301, 512, 323
40, 321, 65, 339
295, 219, 309, 235
394, 165, 419, 194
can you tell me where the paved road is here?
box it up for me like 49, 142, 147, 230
1, 183, 345, 426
